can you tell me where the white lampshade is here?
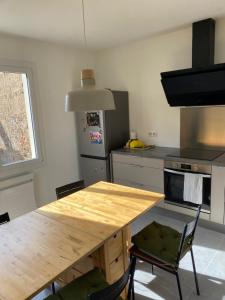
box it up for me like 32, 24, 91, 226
65, 69, 115, 112
65, 88, 115, 112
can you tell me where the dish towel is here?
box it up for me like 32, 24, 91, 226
183, 173, 203, 204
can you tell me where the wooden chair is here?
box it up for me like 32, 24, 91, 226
130, 206, 201, 300
44, 257, 136, 300
55, 180, 85, 199
0, 212, 10, 225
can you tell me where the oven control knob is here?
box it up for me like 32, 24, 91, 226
172, 162, 179, 169
192, 164, 198, 172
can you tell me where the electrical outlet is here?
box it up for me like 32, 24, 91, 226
148, 131, 158, 137
152, 131, 157, 137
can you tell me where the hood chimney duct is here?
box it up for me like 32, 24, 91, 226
160, 18, 225, 107
192, 18, 215, 68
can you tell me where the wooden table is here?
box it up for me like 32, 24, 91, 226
0, 181, 164, 300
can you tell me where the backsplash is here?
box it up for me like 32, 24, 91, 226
181, 106, 225, 150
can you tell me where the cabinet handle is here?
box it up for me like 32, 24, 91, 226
113, 234, 117, 239
128, 180, 145, 187
130, 164, 144, 168
115, 258, 119, 263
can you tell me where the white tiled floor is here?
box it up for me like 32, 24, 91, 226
132, 210, 225, 300
34, 209, 225, 300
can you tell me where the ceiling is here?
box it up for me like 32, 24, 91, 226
1, 0, 225, 50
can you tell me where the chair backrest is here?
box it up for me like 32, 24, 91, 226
55, 180, 85, 199
0, 212, 10, 225
88, 257, 135, 300
176, 205, 201, 265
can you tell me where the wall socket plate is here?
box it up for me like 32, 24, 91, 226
148, 131, 157, 137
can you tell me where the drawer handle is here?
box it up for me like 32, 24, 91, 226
128, 180, 145, 187
130, 164, 144, 168
113, 234, 117, 239
115, 258, 119, 263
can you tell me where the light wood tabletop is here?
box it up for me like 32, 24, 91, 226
0, 181, 164, 300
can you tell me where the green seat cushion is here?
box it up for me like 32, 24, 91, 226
132, 221, 190, 266
44, 295, 61, 300
45, 268, 122, 300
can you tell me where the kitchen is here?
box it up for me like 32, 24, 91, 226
79, 18, 225, 225
1, 1, 225, 300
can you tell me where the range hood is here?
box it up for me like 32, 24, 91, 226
160, 18, 225, 107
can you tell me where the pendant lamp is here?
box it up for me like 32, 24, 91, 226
65, 1, 115, 112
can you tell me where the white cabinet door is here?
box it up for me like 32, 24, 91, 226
112, 154, 163, 169
113, 178, 163, 193
113, 161, 163, 191
211, 165, 225, 224
113, 178, 164, 208
112, 153, 164, 203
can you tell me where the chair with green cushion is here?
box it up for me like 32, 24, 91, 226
55, 180, 85, 200
130, 205, 201, 300
0, 212, 10, 225
44, 257, 136, 300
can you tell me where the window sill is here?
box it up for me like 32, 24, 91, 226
0, 158, 44, 180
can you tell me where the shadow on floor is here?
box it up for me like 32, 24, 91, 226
134, 259, 225, 300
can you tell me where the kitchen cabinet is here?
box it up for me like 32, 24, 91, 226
112, 152, 225, 224
211, 165, 225, 224
112, 153, 164, 206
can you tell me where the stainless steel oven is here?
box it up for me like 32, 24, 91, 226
164, 160, 211, 213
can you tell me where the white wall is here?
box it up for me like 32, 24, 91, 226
0, 33, 94, 206
94, 17, 225, 147
2, 17, 225, 208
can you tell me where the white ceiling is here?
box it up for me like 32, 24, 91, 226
1, 0, 225, 50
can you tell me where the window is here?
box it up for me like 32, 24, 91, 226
0, 61, 42, 177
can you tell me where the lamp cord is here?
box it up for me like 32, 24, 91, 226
82, 0, 87, 49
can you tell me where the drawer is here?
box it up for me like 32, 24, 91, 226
58, 267, 82, 286
113, 179, 164, 208
112, 154, 163, 169
108, 254, 124, 284
113, 162, 163, 189
113, 178, 164, 193
106, 230, 123, 263
58, 256, 94, 286
72, 256, 94, 274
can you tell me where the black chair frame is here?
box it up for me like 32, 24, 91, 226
130, 205, 201, 300
0, 212, 10, 225
55, 180, 85, 200
53, 180, 85, 294
88, 256, 136, 300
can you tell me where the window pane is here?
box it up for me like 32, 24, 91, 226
0, 72, 37, 165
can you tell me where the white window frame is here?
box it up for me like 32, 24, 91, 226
0, 59, 43, 179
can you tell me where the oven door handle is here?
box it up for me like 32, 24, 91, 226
164, 168, 211, 178
164, 168, 185, 175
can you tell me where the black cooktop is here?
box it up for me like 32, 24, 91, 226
167, 148, 224, 161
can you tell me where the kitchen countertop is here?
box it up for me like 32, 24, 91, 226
213, 153, 225, 167
112, 146, 225, 166
111, 146, 179, 160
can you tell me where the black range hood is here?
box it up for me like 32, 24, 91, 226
160, 18, 225, 107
